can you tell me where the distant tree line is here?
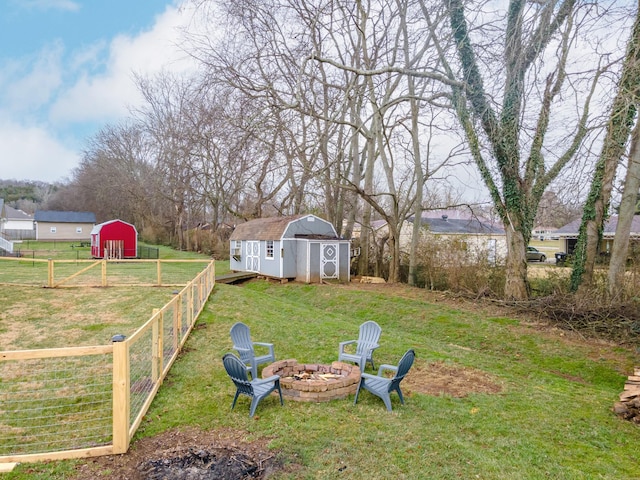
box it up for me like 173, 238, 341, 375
6, 0, 639, 302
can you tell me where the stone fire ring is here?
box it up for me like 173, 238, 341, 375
262, 359, 361, 402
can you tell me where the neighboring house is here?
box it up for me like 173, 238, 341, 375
34, 210, 96, 241
400, 209, 507, 264
408, 209, 507, 263
1, 205, 35, 240
532, 225, 559, 241
91, 219, 138, 259
555, 215, 640, 255
229, 214, 351, 283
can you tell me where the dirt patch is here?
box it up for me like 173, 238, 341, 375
70, 428, 288, 480
404, 361, 503, 397
68, 361, 499, 480
68, 363, 499, 480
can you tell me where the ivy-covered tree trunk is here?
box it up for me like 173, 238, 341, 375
504, 222, 529, 300
570, 9, 640, 292
609, 121, 640, 296
444, 0, 585, 300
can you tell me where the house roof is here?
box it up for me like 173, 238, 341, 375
230, 215, 337, 241
556, 215, 640, 237
5, 205, 33, 221
409, 209, 505, 235
34, 210, 96, 224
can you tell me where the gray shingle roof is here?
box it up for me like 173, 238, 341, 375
5, 205, 33, 220
409, 210, 505, 235
34, 210, 96, 223
556, 216, 640, 236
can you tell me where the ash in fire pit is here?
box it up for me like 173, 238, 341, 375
263, 359, 360, 402
137, 447, 261, 480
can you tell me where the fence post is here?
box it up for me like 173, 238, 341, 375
173, 296, 181, 351
112, 340, 130, 454
187, 282, 194, 326
156, 260, 162, 286
152, 309, 161, 383
47, 259, 54, 288
101, 260, 107, 287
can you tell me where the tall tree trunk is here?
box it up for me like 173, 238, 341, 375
571, 7, 640, 292
609, 120, 640, 297
504, 219, 529, 300
358, 137, 375, 276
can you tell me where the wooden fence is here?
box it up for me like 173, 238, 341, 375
0, 260, 216, 465
0, 257, 212, 288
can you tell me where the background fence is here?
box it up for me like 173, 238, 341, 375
0, 260, 216, 464
0, 257, 212, 288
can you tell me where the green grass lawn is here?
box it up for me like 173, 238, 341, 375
6, 280, 639, 479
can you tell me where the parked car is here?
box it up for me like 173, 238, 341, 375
526, 246, 546, 262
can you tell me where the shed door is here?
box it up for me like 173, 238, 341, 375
320, 243, 339, 279
246, 241, 260, 272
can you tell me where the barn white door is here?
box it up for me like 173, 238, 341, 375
246, 241, 260, 272
320, 243, 339, 279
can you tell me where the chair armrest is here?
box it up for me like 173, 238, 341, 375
339, 340, 356, 352
253, 342, 275, 356
377, 364, 398, 377
252, 375, 280, 386
233, 345, 252, 353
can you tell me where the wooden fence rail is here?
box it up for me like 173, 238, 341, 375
0, 257, 212, 288
0, 260, 216, 465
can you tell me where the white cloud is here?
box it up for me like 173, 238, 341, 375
49, 4, 197, 125
1, 41, 64, 114
0, 120, 79, 182
0, 1, 200, 183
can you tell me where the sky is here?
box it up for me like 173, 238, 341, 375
0, 0, 197, 183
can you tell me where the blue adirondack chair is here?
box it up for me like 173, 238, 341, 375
222, 353, 283, 417
230, 322, 276, 379
338, 320, 382, 371
354, 349, 415, 411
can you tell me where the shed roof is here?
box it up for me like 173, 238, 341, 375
556, 215, 640, 237
230, 215, 337, 241
34, 210, 96, 223
90, 219, 137, 235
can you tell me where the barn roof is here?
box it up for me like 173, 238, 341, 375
230, 215, 339, 241
230, 215, 306, 241
34, 210, 96, 223
91, 219, 137, 235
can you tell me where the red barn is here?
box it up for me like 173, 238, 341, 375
90, 219, 138, 259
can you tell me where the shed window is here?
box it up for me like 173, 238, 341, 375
76, 227, 83, 233
232, 240, 242, 261
50, 227, 57, 234
266, 240, 274, 259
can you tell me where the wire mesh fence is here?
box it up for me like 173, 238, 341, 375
0, 348, 113, 456
0, 261, 216, 463
0, 257, 213, 288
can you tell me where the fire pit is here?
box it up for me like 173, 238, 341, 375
262, 359, 361, 402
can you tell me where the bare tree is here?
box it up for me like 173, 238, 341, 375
570, 4, 640, 293
435, 0, 616, 299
